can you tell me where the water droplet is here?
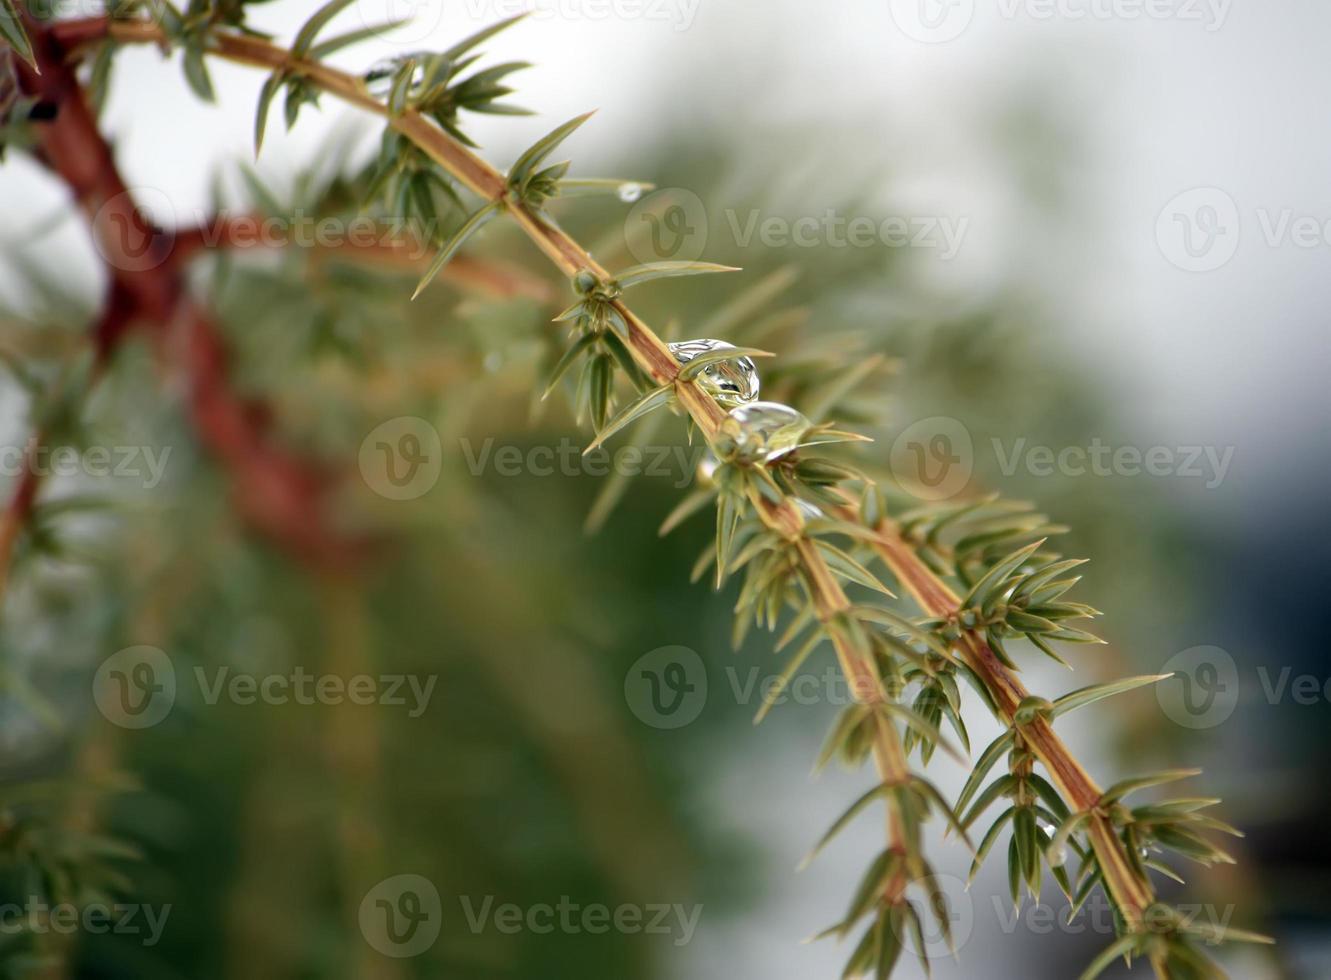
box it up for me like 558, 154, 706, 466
668, 338, 760, 405
720, 401, 811, 463
796, 500, 824, 519
617, 182, 643, 203
1048, 843, 1069, 868
362, 53, 429, 99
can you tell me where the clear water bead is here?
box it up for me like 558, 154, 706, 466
668, 339, 760, 405
617, 182, 643, 203
363, 53, 428, 98
720, 401, 811, 463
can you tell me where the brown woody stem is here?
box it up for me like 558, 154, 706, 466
12, 18, 364, 571
870, 519, 1157, 926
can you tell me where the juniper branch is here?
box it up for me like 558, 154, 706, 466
19, 10, 1269, 977
52, 9, 932, 915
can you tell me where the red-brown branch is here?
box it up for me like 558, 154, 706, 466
170, 214, 554, 301
10, 19, 363, 570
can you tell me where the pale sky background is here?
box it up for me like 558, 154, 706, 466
2, 2, 1325, 976
5, 0, 1325, 497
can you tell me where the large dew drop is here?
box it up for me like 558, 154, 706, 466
617, 182, 643, 203
720, 401, 811, 463
668, 339, 760, 406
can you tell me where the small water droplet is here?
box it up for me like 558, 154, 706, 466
362, 53, 429, 99
668, 338, 760, 405
1049, 843, 1069, 868
720, 401, 811, 463
617, 182, 643, 203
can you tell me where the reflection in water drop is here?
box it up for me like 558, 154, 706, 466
618, 182, 643, 203
668, 339, 760, 406
363, 53, 429, 99
721, 401, 811, 463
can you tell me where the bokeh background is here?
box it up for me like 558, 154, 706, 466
0, 0, 1327, 977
